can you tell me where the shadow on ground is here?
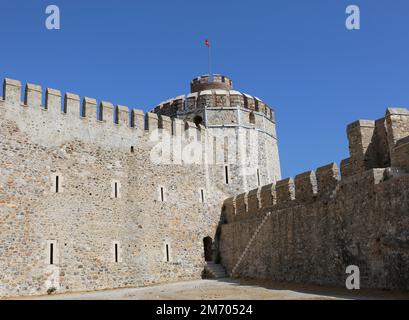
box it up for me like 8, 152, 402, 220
212, 277, 409, 300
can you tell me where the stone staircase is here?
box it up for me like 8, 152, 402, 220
204, 262, 228, 279
231, 211, 272, 277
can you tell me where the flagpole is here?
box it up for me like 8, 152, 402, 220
206, 39, 212, 80
208, 45, 211, 79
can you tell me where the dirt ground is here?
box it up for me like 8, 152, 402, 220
10, 278, 409, 300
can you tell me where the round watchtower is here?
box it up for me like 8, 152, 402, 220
151, 74, 282, 192
152, 74, 275, 126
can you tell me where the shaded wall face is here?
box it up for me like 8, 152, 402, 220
220, 169, 409, 291
343, 110, 409, 177
219, 108, 409, 291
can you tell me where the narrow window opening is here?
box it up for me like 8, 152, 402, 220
225, 166, 229, 185
130, 146, 134, 153
213, 136, 217, 165
55, 175, 59, 193
160, 187, 164, 202
114, 243, 118, 263
166, 244, 170, 262
114, 182, 118, 198
50, 243, 54, 265
249, 112, 256, 124
200, 189, 205, 203
257, 169, 261, 186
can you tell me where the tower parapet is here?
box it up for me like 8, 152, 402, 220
342, 108, 409, 177
190, 74, 233, 93
151, 75, 276, 132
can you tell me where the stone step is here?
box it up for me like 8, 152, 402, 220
204, 263, 228, 279
210, 269, 226, 274
207, 267, 226, 273
211, 270, 226, 274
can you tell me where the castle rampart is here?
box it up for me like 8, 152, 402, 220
2, 74, 409, 296
219, 108, 409, 290
0, 78, 212, 147
0, 76, 280, 298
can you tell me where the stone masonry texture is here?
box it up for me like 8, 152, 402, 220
0, 75, 280, 298
220, 108, 409, 291
2, 74, 409, 297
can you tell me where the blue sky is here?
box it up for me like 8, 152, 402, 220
1, 0, 409, 178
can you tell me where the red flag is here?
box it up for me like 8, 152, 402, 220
205, 39, 210, 47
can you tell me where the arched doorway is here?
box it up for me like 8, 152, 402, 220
203, 237, 213, 262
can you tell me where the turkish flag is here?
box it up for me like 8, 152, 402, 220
205, 39, 210, 47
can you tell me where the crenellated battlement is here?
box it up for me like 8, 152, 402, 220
294, 170, 317, 201
0, 78, 208, 142
220, 166, 409, 292
150, 75, 275, 123
223, 162, 344, 223
223, 108, 409, 224
190, 74, 233, 93
222, 162, 404, 224
342, 108, 409, 177
151, 91, 275, 122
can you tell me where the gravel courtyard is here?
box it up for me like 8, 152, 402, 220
10, 279, 409, 300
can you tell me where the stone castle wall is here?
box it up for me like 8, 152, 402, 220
219, 109, 409, 291
0, 78, 280, 298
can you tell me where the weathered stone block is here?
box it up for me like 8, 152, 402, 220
316, 163, 340, 194
159, 115, 172, 134
45, 88, 62, 113
131, 108, 145, 130
83, 97, 97, 120
116, 105, 129, 126
275, 178, 295, 204
3, 78, 21, 106
259, 183, 275, 207
247, 188, 260, 212
100, 101, 114, 123
347, 119, 376, 174
340, 158, 352, 178
64, 92, 80, 116
145, 112, 158, 131
235, 192, 248, 215
294, 171, 317, 201
25, 83, 42, 108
